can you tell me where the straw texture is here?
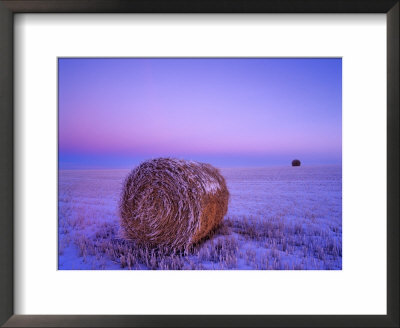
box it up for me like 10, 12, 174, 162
119, 158, 229, 249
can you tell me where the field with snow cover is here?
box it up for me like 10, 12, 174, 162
58, 165, 342, 270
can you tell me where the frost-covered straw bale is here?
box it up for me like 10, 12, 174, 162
119, 158, 229, 249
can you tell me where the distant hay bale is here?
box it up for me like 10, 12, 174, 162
119, 158, 229, 249
292, 159, 301, 167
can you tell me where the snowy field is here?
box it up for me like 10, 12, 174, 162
58, 165, 342, 270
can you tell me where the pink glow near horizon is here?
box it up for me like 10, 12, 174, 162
59, 58, 341, 168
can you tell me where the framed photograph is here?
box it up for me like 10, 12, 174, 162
57, 57, 343, 272
0, 0, 398, 327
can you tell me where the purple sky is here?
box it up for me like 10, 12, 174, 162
58, 58, 341, 169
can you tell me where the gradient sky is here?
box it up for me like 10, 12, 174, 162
58, 58, 341, 169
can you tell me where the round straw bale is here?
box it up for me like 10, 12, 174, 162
119, 158, 229, 249
292, 159, 301, 166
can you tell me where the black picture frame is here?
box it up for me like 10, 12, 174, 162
0, 1, 398, 327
